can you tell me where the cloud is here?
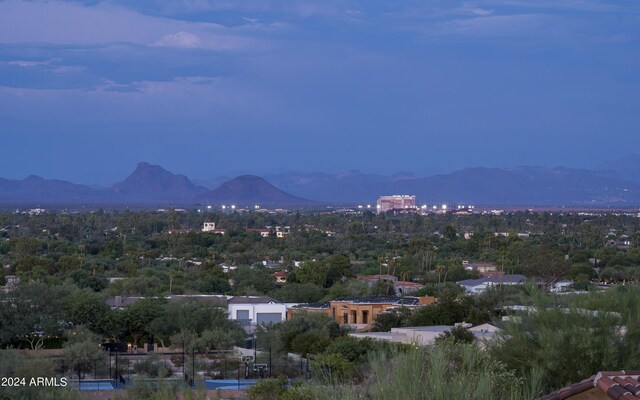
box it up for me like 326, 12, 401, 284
458, 7, 494, 16
0, 74, 276, 126
484, 0, 621, 13
440, 13, 557, 38
154, 31, 202, 48
0, 0, 261, 51
48, 65, 86, 74
6, 60, 51, 67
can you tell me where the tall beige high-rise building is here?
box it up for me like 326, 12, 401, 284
376, 195, 416, 212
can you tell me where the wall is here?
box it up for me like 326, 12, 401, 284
228, 303, 287, 324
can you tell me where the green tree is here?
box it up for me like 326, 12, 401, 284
270, 283, 326, 303
490, 289, 624, 393
246, 376, 288, 400
435, 326, 475, 344
123, 298, 167, 346
0, 283, 70, 349
370, 308, 413, 332
63, 326, 106, 379
63, 289, 111, 334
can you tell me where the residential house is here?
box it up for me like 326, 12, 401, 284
393, 281, 425, 295
106, 294, 227, 310
2, 275, 19, 293
550, 279, 574, 293
262, 260, 282, 269
202, 222, 226, 234
202, 222, 216, 232
247, 228, 271, 237
350, 322, 500, 347
220, 264, 237, 273
357, 275, 397, 286
227, 296, 287, 326
274, 271, 287, 284
358, 273, 423, 295
537, 371, 640, 400
289, 296, 436, 330
463, 262, 498, 276
456, 274, 526, 294
167, 228, 192, 234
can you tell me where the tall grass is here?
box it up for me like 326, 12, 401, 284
279, 342, 539, 400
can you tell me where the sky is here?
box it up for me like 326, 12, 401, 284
0, 0, 639, 185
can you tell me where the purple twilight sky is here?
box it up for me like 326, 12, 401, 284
0, 0, 639, 185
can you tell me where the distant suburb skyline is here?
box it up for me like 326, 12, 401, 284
1, 0, 639, 185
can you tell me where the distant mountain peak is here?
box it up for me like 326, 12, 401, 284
112, 162, 208, 201
195, 175, 314, 205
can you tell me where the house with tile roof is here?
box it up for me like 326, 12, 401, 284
393, 280, 425, 295
464, 262, 499, 276
537, 371, 640, 400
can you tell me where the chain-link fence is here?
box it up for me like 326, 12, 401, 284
52, 348, 309, 390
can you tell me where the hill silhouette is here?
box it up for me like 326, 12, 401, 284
195, 175, 314, 205
112, 162, 208, 201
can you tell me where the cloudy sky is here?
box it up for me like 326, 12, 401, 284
1, 0, 639, 184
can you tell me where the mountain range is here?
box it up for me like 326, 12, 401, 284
0, 156, 639, 207
262, 166, 639, 205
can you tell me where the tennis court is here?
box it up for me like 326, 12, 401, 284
204, 379, 257, 390
72, 380, 118, 390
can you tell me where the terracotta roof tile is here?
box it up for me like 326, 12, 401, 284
608, 384, 629, 400
537, 372, 640, 400
537, 377, 595, 400
598, 377, 617, 393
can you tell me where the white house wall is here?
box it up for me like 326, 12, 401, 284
228, 303, 287, 324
